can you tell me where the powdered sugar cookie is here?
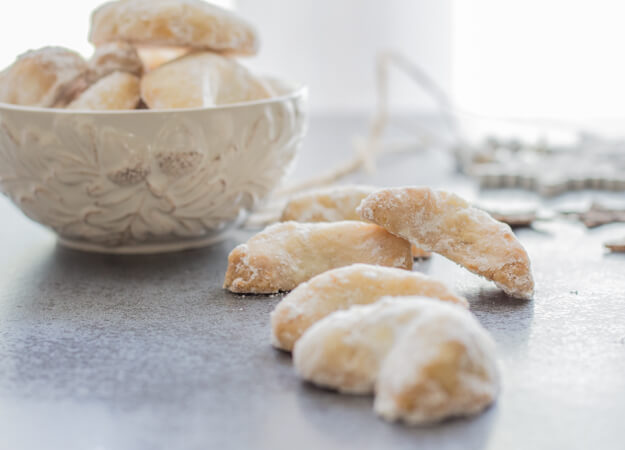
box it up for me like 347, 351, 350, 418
294, 298, 427, 394
137, 46, 190, 72
67, 71, 140, 110
89, 0, 259, 56
223, 221, 412, 294
281, 185, 431, 259
358, 187, 534, 299
281, 185, 376, 222
271, 264, 467, 351
293, 297, 499, 424
88, 41, 143, 82
375, 300, 499, 425
140, 52, 271, 109
293, 297, 498, 409
0, 47, 88, 107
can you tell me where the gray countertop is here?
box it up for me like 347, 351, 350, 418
1, 116, 624, 450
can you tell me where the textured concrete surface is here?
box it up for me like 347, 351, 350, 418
1, 116, 625, 450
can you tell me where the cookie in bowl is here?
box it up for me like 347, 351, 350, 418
0, 47, 88, 107
68, 71, 141, 110
137, 46, 191, 72
0, 79, 307, 252
87, 41, 144, 82
0, 0, 308, 253
89, 0, 259, 55
140, 52, 272, 109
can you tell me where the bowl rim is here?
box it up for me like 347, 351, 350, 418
0, 79, 308, 116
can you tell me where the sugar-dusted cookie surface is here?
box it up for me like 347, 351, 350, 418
281, 185, 431, 259
223, 221, 412, 294
140, 52, 271, 109
281, 185, 376, 222
294, 297, 499, 424
68, 72, 140, 110
271, 264, 467, 351
374, 299, 499, 425
358, 187, 534, 299
137, 46, 190, 72
0, 47, 88, 107
293, 298, 426, 394
88, 41, 143, 82
89, 0, 259, 56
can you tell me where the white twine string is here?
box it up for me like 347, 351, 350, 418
244, 51, 459, 228
244, 49, 619, 228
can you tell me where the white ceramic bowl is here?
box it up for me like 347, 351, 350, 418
0, 79, 308, 253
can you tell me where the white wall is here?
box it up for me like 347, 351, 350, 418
452, 0, 625, 122
0, 0, 104, 67
237, 0, 452, 114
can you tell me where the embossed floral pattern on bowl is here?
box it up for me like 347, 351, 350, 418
0, 80, 308, 253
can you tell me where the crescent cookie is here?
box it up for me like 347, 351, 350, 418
88, 41, 143, 82
271, 264, 467, 351
67, 72, 141, 110
280, 185, 431, 259
294, 297, 430, 394
0, 47, 88, 107
89, 0, 259, 56
293, 297, 499, 424
358, 187, 534, 299
374, 300, 499, 425
281, 185, 376, 222
140, 52, 272, 109
137, 46, 191, 72
223, 221, 412, 294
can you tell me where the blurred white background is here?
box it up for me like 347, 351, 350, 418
452, 0, 625, 123
237, 0, 451, 114
0, 0, 623, 121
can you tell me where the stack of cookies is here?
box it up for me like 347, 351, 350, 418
0, 0, 272, 110
224, 185, 535, 426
